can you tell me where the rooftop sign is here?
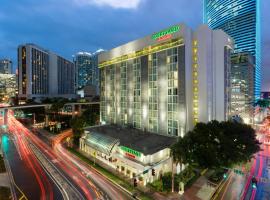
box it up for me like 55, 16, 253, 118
120, 146, 141, 157
152, 25, 180, 41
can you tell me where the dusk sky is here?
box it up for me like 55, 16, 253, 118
0, 0, 269, 90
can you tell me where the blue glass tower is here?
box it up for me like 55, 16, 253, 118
204, 0, 261, 100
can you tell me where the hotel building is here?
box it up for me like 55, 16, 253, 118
80, 24, 233, 185
18, 44, 76, 101
98, 24, 233, 136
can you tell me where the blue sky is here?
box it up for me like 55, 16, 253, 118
0, 0, 269, 90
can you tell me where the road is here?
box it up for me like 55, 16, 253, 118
53, 130, 132, 200
214, 129, 270, 200
4, 109, 133, 200
1, 133, 63, 200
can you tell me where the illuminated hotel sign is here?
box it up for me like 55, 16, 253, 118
120, 146, 141, 158
152, 25, 180, 42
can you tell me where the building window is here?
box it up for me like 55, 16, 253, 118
167, 47, 178, 136
148, 53, 158, 133
120, 62, 128, 125
109, 66, 116, 124
100, 68, 106, 122
133, 58, 141, 129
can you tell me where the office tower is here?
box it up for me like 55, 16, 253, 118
204, 0, 261, 100
74, 50, 104, 93
230, 53, 255, 122
18, 44, 76, 101
0, 59, 13, 74
75, 52, 93, 89
98, 24, 233, 136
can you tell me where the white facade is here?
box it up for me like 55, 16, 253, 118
99, 23, 233, 133
18, 44, 76, 100
194, 25, 233, 124
80, 133, 172, 185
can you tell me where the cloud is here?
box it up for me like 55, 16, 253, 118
73, 0, 143, 9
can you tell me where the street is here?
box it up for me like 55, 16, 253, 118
214, 130, 270, 200
2, 109, 133, 200
1, 133, 63, 200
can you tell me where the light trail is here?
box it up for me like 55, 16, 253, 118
53, 130, 128, 200
8, 113, 97, 200
7, 113, 54, 200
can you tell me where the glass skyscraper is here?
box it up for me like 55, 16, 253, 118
75, 50, 103, 93
204, 0, 261, 99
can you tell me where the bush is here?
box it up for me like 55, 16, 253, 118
0, 187, 11, 200
149, 166, 196, 192
176, 166, 196, 185
209, 168, 228, 184
150, 179, 163, 192
0, 155, 6, 173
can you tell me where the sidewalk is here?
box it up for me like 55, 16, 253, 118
77, 148, 182, 200
0, 173, 10, 187
181, 171, 216, 200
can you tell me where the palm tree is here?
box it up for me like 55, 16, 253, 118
170, 137, 187, 192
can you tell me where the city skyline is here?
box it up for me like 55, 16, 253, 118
0, 0, 269, 90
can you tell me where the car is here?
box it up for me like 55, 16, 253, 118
251, 177, 258, 189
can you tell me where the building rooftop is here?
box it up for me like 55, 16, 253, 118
85, 125, 176, 155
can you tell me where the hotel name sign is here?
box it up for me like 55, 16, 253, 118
120, 146, 142, 158
152, 25, 180, 42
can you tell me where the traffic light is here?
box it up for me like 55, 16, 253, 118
223, 173, 228, 179
134, 179, 137, 187
152, 169, 156, 176
252, 177, 257, 189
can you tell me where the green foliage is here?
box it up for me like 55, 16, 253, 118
42, 97, 77, 104
149, 166, 196, 192
67, 147, 153, 200
172, 120, 261, 169
208, 168, 228, 183
256, 99, 270, 108
81, 108, 99, 126
149, 179, 163, 192
0, 155, 6, 173
70, 116, 86, 146
176, 166, 195, 185
50, 100, 68, 113
0, 187, 11, 200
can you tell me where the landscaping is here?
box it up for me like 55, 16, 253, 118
0, 155, 6, 173
208, 168, 228, 184
0, 187, 11, 200
149, 166, 198, 193
66, 147, 153, 200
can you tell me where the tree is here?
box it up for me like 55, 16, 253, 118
171, 120, 261, 170
82, 108, 99, 126
171, 137, 189, 192
256, 99, 270, 108
70, 116, 86, 146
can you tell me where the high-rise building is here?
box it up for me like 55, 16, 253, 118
74, 52, 93, 89
74, 50, 104, 94
203, 0, 261, 100
0, 59, 13, 74
18, 44, 76, 101
0, 74, 17, 102
230, 53, 255, 123
98, 24, 233, 136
